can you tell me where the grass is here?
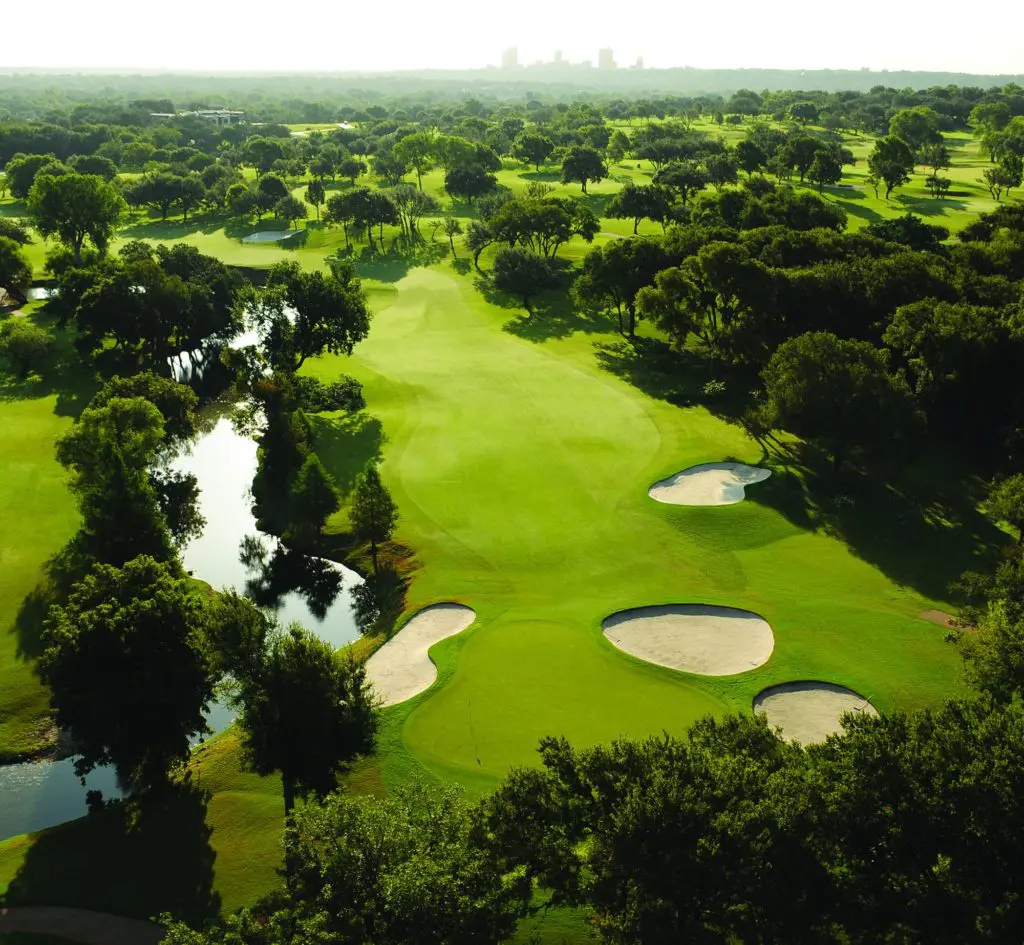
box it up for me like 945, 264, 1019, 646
0, 306, 91, 761
302, 266, 975, 796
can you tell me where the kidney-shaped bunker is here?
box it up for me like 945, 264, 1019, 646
754, 681, 878, 744
649, 462, 771, 506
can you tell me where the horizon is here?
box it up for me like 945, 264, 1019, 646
7, 0, 1024, 76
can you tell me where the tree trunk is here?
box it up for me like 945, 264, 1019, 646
283, 774, 296, 815
633, 219, 639, 234
449, 235, 456, 256
370, 539, 379, 574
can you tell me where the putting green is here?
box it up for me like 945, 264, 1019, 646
308, 266, 966, 792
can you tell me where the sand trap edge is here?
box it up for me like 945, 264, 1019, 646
648, 461, 772, 507
753, 681, 878, 744
601, 603, 775, 677
366, 602, 476, 707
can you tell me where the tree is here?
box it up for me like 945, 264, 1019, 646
605, 183, 672, 234
735, 139, 768, 175
981, 154, 1023, 201
0, 235, 32, 304
394, 131, 435, 190
290, 453, 340, 538
256, 174, 289, 217
56, 396, 174, 564
243, 136, 286, 176
91, 372, 199, 443
868, 136, 916, 199
606, 129, 631, 163
807, 148, 843, 192
789, 101, 820, 125
654, 161, 709, 206
337, 157, 367, 187
889, 106, 943, 153
372, 151, 409, 187
704, 152, 739, 191
926, 174, 952, 198
511, 132, 555, 171
561, 145, 608, 193
275, 195, 308, 229
304, 179, 325, 221
5, 153, 67, 199
574, 237, 672, 337
69, 154, 118, 180
39, 555, 217, 789
444, 166, 497, 204
984, 475, 1024, 543
0, 318, 55, 377
126, 171, 183, 221
920, 142, 951, 176
27, 172, 126, 262
233, 623, 376, 814
760, 331, 918, 468
491, 247, 556, 318
466, 220, 495, 270
162, 783, 530, 945
177, 172, 205, 223
254, 260, 371, 372
387, 184, 440, 243
444, 215, 463, 255
349, 464, 399, 572
480, 718, 826, 945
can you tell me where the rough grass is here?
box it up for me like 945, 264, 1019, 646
0, 306, 90, 761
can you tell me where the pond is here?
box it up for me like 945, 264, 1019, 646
0, 414, 362, 841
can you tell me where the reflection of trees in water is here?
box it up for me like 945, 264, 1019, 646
351, 563, 407, 637
239, 534, 343, 621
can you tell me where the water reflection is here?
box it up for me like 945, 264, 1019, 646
0, 414, 362, 841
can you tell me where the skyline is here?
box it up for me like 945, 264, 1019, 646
6, 0, 1024, 76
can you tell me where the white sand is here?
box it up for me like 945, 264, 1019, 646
602, 604, 774, 676
366, 604, 476, 706
649, 462, 771, 506
754, 682, 878, 744
240, 231, 295, 243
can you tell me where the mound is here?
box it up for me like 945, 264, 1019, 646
753, 682, 878, 744
366, 603, 476, 706
649, 462, 771, 506
602, 604, 774, 676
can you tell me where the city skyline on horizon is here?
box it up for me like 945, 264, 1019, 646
4, 0, 1023, 76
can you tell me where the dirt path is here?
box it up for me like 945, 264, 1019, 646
0, 906, 163, 945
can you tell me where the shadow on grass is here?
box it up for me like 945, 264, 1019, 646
0, 201, 28, 218
749, 439, 1007, 602
120, 213, 226, 240
2, 780, 220, 925
310, 412, 386, 499
0, 309, 97, 418
895, 194, 969, 218
593, 337, 750, 409
828, 197, 886, 226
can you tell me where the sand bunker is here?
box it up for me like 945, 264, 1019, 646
649, 462, 771, 506
602, 604, 774, 676
754, 682, 877, 744
241, 231, 296, 243
366, 604, 476, 706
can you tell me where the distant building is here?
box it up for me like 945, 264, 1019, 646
633, 56, 644, 70
554, 50, 563, 65
151, 108, 244, 125
501, 47, 519, 69
598, 48, 616, 69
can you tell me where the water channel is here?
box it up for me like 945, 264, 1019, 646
0, 407, 362, 840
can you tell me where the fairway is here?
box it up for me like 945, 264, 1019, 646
307, 266, 965, 792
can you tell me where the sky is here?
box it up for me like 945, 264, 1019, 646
6, 0, 1024, 75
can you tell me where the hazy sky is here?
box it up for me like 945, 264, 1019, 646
7, 0, 1024, 75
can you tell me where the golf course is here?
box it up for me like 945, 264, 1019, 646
2, 69, 1023, 944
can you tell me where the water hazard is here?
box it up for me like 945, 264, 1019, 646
0, 413, 362, 840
